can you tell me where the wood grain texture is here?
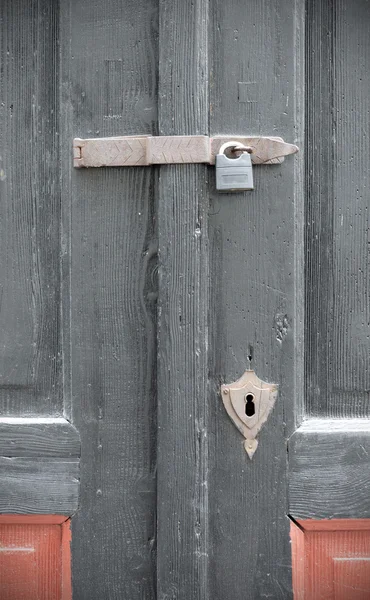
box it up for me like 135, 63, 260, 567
0, 419, 80, 457
207, 0, 303, 598
60, 0, 158, 597
0, 458, 79, 514
0, 0, 63, 416
0, 518, 71, 600
156, 1, 209, 599
289, 425, 370, 519
291, 519, 370, 599
61, 519, 72, 600
305, 0, 370, 417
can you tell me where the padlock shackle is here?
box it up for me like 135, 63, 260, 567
218, 141, 245, 155
230, 145, 253, 154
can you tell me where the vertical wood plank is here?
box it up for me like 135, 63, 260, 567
60, 1, 158, 598
208, 0, 303, 598
156, 1, 209, 598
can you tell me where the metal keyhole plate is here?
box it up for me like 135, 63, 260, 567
220, 370, 278, 459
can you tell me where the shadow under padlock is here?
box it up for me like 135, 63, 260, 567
215, 141, 254, 192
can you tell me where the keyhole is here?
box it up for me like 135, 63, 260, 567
245, 394, 255, 417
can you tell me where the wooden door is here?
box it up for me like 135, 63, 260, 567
0, 1, 369, 599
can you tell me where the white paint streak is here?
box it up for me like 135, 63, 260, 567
0, 417, 68, 425
0, 547, 35, 552
297, 418, 370, 433
334, 557, 370, 562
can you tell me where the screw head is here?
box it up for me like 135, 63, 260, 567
223, 388, 229, 395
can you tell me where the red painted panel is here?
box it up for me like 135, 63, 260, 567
291, 519, 370, 599
0, 516, 71, 600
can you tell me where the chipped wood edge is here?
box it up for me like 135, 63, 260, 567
73, 136, 299, 167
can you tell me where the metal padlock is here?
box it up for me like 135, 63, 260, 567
216, 141, 254, 192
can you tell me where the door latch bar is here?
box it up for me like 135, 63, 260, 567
73, 135, 298, 168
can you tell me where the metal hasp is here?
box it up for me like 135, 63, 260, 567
221, 370, 278, 459
73, 135, 298, 168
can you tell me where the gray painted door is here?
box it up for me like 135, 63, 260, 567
1, 0, 369, 599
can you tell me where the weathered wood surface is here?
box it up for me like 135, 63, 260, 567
0, 419, 80, 458
0, 0, 63, 416
0, 457, 79, 514
207, 0, 303, 597
4, 0, 370, 597
156, 1, 210, 598
74, 135, 298, 167
289, 420, 370, 519
305, 0, 370, 417
0, 0, 81, 520
61, 0, 158, 597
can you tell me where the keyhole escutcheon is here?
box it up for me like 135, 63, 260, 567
245, 394, 255, 417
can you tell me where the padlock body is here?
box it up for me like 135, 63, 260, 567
216, 152, 254, 192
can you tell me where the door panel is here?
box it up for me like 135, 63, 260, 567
0, 516, 71, 600
291, 520, 370, 600
0, 0, 62, 415
0, 0, 79, 518
289, 0, 370, 521
305, 0, 370, 417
